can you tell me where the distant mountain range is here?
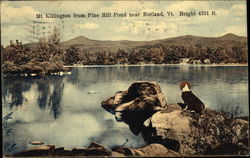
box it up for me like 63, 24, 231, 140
2, 33, 247, 75
21, 33, 247, 65
60, 33, 247, 53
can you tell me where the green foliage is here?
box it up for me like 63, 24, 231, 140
63, 46, 80, 65
69, 44, 247, 65
3, 27, 65, 75
2, 31, 247, 73
3, 112, 17, 154
3, 112, 13, 136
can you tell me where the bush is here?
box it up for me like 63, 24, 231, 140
2, 27, 66, 75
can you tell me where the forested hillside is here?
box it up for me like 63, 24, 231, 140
1, 31, 247, 75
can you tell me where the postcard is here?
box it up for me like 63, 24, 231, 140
1, 0, 248, 157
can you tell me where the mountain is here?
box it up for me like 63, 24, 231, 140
218, 33, 246, 41
4, 33, 247, 71
61, 33, 247, 52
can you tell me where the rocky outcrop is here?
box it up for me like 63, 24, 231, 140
12, 143, 179, 157
116, 143, 181, 157
142, 106, 249, 155
102, 82, 249, 156
13, 143, 112, 157
102, 81, 167, 135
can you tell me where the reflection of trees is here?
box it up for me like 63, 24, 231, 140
37, 76, 64, 119
66, 68, 79, 84
2, 76, 65, 119
2, 76, 33, 107
37, 78, 50, 110
49, 77, 64, 119
66, 66, 247, 86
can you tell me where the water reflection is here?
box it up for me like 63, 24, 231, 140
67, 68, 79, 84
2, 65, 248, 117
2, 76, 33, 107
2, 65, 248, 155
3, 76, 65, 119
37, 76, 64, 119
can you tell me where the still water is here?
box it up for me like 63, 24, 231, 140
2, 65, 248, 154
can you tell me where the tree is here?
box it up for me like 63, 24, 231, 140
232, 45, 247, 63
63, 46, 80, 65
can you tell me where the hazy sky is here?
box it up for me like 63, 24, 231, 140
1, 0, 247, 46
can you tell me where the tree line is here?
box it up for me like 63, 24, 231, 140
1, 29, 247, 75
63, 44, 247, 65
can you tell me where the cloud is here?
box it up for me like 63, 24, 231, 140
1, 25, 28, 46
100, 1, 145, 12
75, 23, 100, 30
165, 1, 212, 11
55, 1, 103, 13
231, 4, 246, 11
0, 0, 248, 45
219, 25, 247, 36
230, 4, 247, 17
1, 2, 39, 24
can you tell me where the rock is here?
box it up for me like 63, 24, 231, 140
111, 151, 126, 157
189, 59, 202, 64
180, 58, 190, 64
14, 145, 55, 156
142, 107, 249, 155
87, 90, 97, 94
86, 142, 112, 156
66, 143, 112, 156
54, 147, 70, 156
29, 141, 45, 145
14, 143, 112, 157
203, 59, 211, 64
101, 81, 248, 156
13, 142, 181, 157
101, 81, 167, 135
115, 143, 181, 157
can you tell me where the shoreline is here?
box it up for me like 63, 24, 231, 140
2, 63, 247, 76
64, 63, 248, 68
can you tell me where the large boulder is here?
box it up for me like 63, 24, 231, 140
115, 143, 181, 157
142, 105, 249, 155
101, 81, 167, 135
101, 82, 249, 156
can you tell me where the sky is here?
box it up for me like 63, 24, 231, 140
0, 0, 247, 46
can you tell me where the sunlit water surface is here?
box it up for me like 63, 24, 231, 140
2, 65, 248, 154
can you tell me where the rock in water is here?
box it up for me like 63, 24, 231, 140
29, 141, 45, 145
101, 81, 168, 135
115, 143, 181, 157
101, 81, 249, 156
14, 145, 55, 156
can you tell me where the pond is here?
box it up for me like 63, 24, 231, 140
2, 65, 248, 155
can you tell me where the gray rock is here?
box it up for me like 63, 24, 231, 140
180, 58, 190, 64
203, 58, 211, 64
143, 106, 249, 155
29, 141, 45, 145
116, 143, 181, 157
101, 81, 168, 135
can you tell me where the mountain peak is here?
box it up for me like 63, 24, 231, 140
62, 35, 91, 45
219, 33, 240, 39
72, 35, 89, 41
